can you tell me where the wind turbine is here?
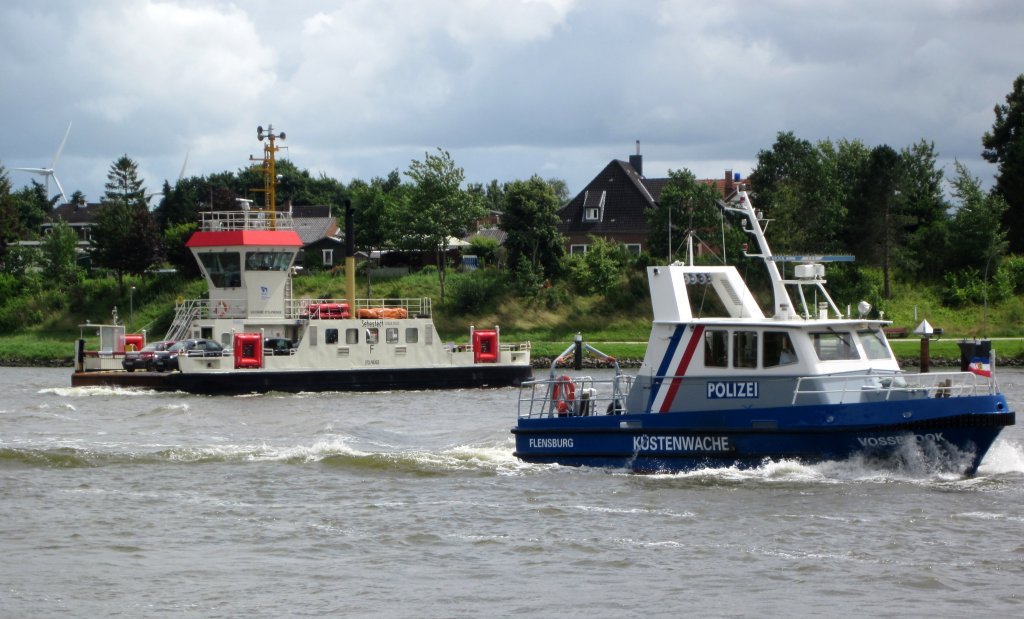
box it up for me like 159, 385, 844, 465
15, 122, 72, 205
146, 150, 190, 203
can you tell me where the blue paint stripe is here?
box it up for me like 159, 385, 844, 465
647, 324, 686, 410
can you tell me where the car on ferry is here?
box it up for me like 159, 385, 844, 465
264, 337, 296, 356
122, 340, 176, 372
153, 338, 225, 372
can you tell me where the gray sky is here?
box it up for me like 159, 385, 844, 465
2, 0, 1021, 204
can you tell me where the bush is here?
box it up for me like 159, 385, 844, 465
998, 254, 1024, 293
446, 271, 510, 314
0, 296, 45, 334
942, 267, 1012, 307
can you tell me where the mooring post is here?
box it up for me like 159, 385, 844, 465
920, 336, 930, 373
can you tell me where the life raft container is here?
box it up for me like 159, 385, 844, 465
233, 332, 263, 369
552, 375, 575, 415
357, 307, 408, 319
472, 329, 499, 363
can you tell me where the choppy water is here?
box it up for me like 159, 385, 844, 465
1, 366, 1022, 618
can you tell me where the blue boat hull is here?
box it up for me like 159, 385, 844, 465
512, 395, 1014, 475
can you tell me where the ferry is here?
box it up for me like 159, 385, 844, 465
71, 127, 532, 395
512, 188, 1014, 475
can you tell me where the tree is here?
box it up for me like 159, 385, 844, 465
982, 74, 1024, 252
40, 219, 82, 289
948, 161, 1008, 274
749, 132, 849, 254
850, 145, 904, 298
500, 175, 564, 280
0, 165, 21, 264
10, 180, 51, 239
894, 140, 949, 279
90, 155, 161, 291
402, 149, 486, 301
545, 178, 571, 205
646, 169, 724, 262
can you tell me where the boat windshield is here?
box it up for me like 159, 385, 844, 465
811, 331, 860, 361
857, 329, 893, 361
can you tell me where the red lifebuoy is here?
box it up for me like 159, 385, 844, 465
215, 300, 229, 317
552, 375, 575, 415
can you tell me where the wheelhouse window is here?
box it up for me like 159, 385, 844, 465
366, 327, 379, 345
812, 331, 860, 361
386, 327, 399, 343
704, 329, 728, 368
198, 252, 241, 288
763, 331, 798, 367
325, 328, 339, 345
858, 329, 892, 361
733, 331, 758, 368
245, 251, 293, 271
405, 327, 418, 343
346, 328, 359, 344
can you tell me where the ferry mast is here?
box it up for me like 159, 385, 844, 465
251, 125, 286, 226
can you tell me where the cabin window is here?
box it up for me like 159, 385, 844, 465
386, 327, 399, 343
704, 330, 728, 368
858, 329, 892, 361
763, 331, 798, 367
346, 328, 359, 344
406, 327, 419, 343
325, 328, 339, 345
244, 251, 293, 271
811, 331, 860, 361
366, 327, 379, 345
733, 331, 758, 368
198, 252, 241, 288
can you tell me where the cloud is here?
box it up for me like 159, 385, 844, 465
1, 0, 1022, 202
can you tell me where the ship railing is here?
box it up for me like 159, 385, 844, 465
446, 341, 532, 353
171, 298, 250, 323
518, 374, 634, 419
199, 210, 294, 231
287, 297, 432, 319
792, 371, 993, 405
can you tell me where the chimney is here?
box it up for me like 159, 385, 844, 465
628, 140, 643, 177
725, 169, 734, 195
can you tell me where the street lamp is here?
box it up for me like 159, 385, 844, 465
129, 286, 135, 331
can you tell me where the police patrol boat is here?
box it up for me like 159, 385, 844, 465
71, 126, 532, 395
512, 188, 1014, 475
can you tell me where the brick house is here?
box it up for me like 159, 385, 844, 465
557, 146, 740, 255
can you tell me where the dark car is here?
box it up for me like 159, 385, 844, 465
264, 337, 296, 356
122, 340, 176, 372
153, 338, 225, 372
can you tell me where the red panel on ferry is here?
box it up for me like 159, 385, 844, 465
187, 230, 303, 248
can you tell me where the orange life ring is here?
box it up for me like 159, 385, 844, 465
215, 300, 229, 317
552, 375, 575, 415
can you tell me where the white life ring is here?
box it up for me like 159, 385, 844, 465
215, 300, 229, 317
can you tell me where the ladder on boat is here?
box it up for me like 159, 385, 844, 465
164, 300, 201, 342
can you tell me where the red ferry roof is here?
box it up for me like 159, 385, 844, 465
186, 230, 304, 248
